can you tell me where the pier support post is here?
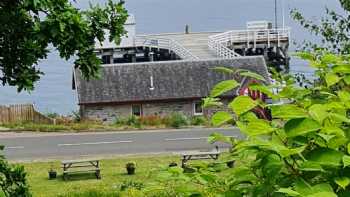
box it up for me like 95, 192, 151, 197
131, 54, 137, 63
149, 52, 154, 62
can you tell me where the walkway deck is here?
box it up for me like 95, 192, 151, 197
137, 32, 221, 59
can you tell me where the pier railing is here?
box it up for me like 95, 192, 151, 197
208, 28, 290, 59
135, 36, 199, 60
208, 39, 241, 59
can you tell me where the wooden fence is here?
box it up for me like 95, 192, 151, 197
0, 104, 54, 124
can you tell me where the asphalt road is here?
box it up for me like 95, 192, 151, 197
0, 128, 243, 161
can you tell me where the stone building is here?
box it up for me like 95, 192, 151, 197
72, 16, 276, 122
73, 57, 269, 122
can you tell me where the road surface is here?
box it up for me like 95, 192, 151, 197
0, 128, 243, 161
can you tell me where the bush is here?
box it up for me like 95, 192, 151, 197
139, 115, 162, 126
71, 111, 81, 123
114, 116, 141, 128
46, 112, 59, 119
0, 146, 31, 197
164, 113, 189, 128
145, 52, 350, 196
190, 116, 208, 126
119, 181, 144, 191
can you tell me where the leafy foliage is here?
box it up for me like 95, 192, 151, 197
0, 146, 31, 197
291, 0, 350, 54
141, 52, 350, 196
0, 0, 128, 91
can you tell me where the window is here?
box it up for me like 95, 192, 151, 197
102, 55, 111, 64
193, 101, 203, 116
132, 105, 142, 116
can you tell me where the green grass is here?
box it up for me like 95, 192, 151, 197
21, 155, 177, 197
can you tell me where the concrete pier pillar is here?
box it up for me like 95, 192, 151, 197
131, 54, 137, 63
149, 52, 154, 62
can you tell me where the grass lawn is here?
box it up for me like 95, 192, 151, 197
21, 155, 178, 197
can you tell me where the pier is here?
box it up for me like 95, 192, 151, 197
94, 18, 290, 71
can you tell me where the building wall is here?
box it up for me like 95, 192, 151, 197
80, 98, 234, 123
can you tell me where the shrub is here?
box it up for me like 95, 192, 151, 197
145, 52, 350, 196
119, 181, 144, 191
126, 116, 141, 128
46, 112, 59, 119
71, 111, 81, 123
164, 113, 188, 128
190, 116, 208, 126
139, 115, 162, 126
0, 146, 31, 197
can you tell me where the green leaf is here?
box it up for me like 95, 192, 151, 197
321, 53, 342, 64
306, 148, 344, 166
210, 80, 239, 97
271, 104, 308, 119
317, 133, 336, 142
320, 126, 345, 137
329, 113, 350, 123
325, 73, 341, 87
306, 192, 337, 197
212, 67, 234, 74
202, 97, 223, 108
344, 75, 350, 85
208, 133, 232, 144
299, 161, 324, 172
276, 188, 300, 196
248, 84, 277, 99
348, 144, 350, 155
261, 154, 283, 178
237, 120, 275, 136
338, 91, 350, 102
240, 71, 266, 82
285, 118, 321, 138
229, 96, 258, 116
211, 111, 233, 126
296, 52, 315, 61
308, 104, 328, 124
343, 155, 350, 168
335, 177, 350, 189
278, 145, 306, 158
309, 60, 326, 68
333, 65, 350, 74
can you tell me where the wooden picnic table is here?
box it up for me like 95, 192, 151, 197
180, 150, 221, 167
61, 159, 101, 180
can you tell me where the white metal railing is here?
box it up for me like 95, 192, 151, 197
208, 38, 240, 59
135, 36, 199, 60
208, 28, 290, 59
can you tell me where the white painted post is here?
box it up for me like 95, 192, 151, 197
254, 30, 257, 50
267, 29, 271, 48
277, 30, 281, 47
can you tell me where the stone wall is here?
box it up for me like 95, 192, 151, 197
81, 100, 199, 123
81, 98, 234, 123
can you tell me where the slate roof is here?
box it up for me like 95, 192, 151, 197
74, 56, 269, 105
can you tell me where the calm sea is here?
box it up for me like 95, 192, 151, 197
0, 0, 341, 114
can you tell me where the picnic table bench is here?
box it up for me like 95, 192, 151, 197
61, 159, 101, 180
180, 150, 221, 167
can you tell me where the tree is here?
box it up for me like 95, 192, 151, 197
0, 0, 128, 91
291, 0, 350, 54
